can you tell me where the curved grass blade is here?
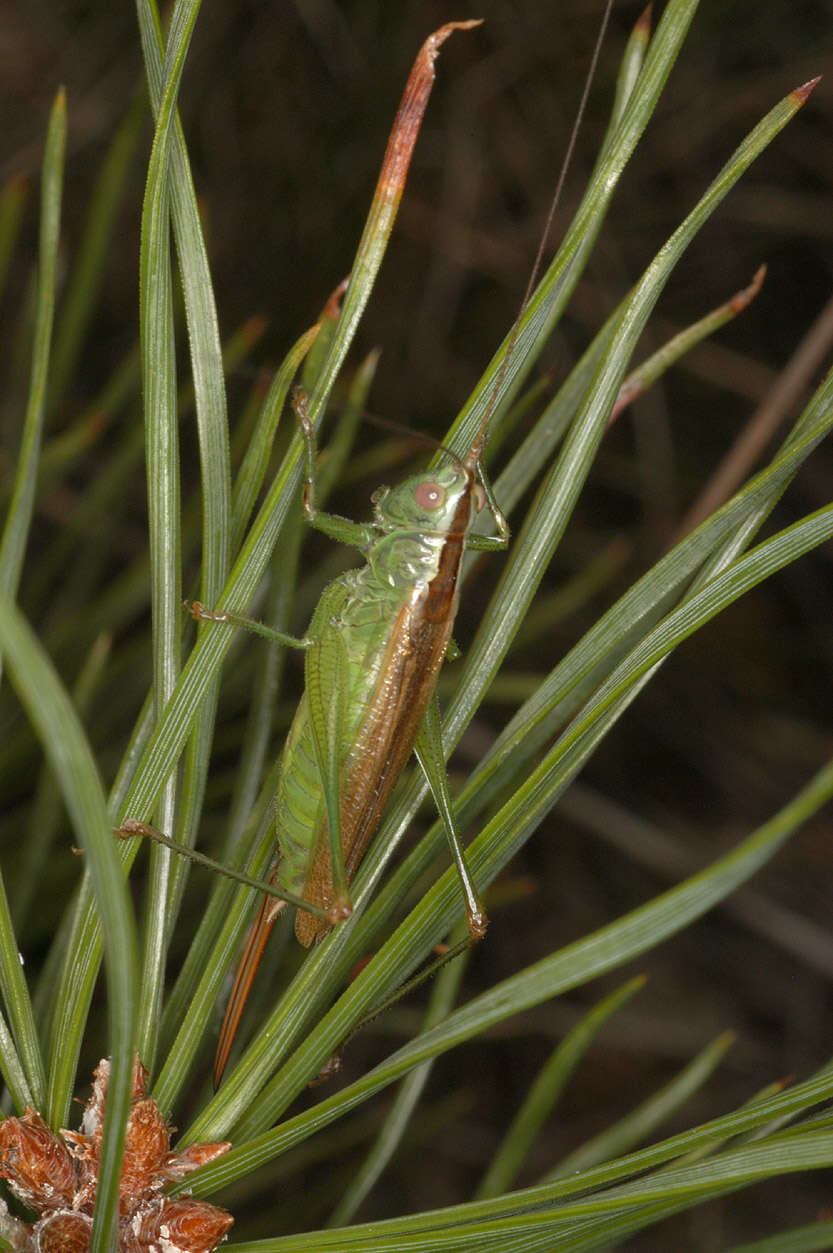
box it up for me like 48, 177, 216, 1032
609, 265, 767, 423
0, 593, 138, 1253
0, 1006, 32, 1112
135, 0, 235, 1077
14, 633, 111, 935
0, 868, 44, 1107
46, 89, 146, 412
475, 975, 647, 1200
0, 90, 65, 614
548, 1030, 736, 1180
138, 0, 231, 607
0, 174, 28, 305
727, 1221, 833, 1253
328, 923, 473, 1227
608, 5, 653, 138
135, 0, 196, 1071
0, 83, 66, 1126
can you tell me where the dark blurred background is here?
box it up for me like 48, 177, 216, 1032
2, 1, 833, 1247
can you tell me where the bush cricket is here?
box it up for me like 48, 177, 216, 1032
196, 380, 508, 1083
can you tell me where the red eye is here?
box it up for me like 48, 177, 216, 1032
414, 481, 446, 510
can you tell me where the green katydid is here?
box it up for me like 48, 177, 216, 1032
201, 389, 508, 1084
164, 6, 606, 1085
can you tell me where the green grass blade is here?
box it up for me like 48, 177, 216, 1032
0, 593, 138, 1251
0, 869, 45, 1106
328, 926, 473, 1227
610, 265, 766, 423
727, 1221, 833, 1253
0, 174, 28, 305
475, 976, 647, 1200
608, 5, 652, 137
549, 1030, 736, 1180
138, 0, 231, 611
0, 91, 65, 608
231, 323, 320, 550
135, 0, 233, 1060
135, 0, 192, 1070
14, 632, 111, 932
0, 1006, 32, 1111
47, 90, 146, 411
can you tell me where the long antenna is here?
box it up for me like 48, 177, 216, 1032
467, 0, 616, 469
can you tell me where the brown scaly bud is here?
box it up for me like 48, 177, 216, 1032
34, 1211, 92, 1253
123, 1198, 234, 1253
0, 1108, 76, 1212
118, 1098, 172, 1213
0, 1057, 233, 1252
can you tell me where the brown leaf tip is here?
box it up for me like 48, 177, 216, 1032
635, 4, 653, 37
729, 263, 767, 313
322, 276, 350, 322
791, 76, 821, 104
0, 1057, 232, 1252
430, 18, 483, 44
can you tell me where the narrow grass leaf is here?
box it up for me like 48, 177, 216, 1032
0, 90, 65, 607
328, 926, 473, 1227
15, 633, 111, 933
0, 1006, 32, 1111
0, 868, 45, 1109
475, 975, 647, 1200
47, 90, 146, 411
549, 1030, 736, 1180
135, 0, 189, 1069
727, 1221, 833, 1253
0, 594, 138, 1252
0, 174, 28, 305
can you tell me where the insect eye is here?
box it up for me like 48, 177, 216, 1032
414, 481, 446, 511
